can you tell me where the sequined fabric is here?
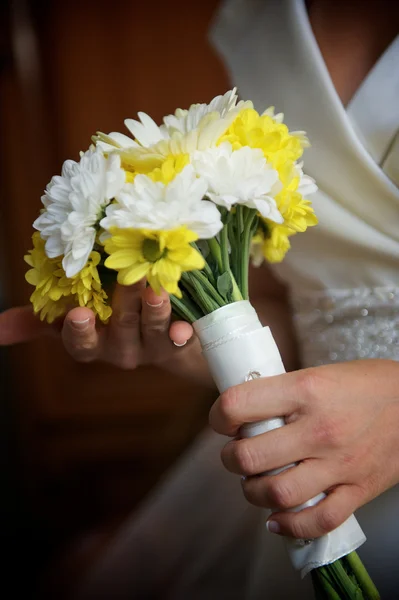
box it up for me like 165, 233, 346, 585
292, 287, 399, 367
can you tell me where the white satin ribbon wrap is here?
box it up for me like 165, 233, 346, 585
193, 301, 366, 577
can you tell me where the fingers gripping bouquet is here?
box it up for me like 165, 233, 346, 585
25, 90, 379, 599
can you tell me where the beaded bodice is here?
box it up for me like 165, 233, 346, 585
292, 287, 399, 367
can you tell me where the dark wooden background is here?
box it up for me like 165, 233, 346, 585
0, 0, 228, 595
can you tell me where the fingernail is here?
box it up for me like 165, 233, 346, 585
71, 318, 90, 331
266, 520, 281, 534
146, 300, 163, 308
173, 340, 187, 347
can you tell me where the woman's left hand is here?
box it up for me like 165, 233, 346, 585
209, 359, 399, 539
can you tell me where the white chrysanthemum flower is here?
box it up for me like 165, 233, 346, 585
95, 114, 167, 153
294, 162, 318, 196
101, 164, 223, 239
124, 113, 170, 147
94, 131, 141, 153
95, 88, 252, 154
261, 106, 285, 123
34, 146, 125, 277
126, 113, 235, 164
192, 143, 284, 222
163, 88, 252, 134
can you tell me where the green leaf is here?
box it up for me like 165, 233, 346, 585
217, 271, 233, 298
195, 240, 210, 259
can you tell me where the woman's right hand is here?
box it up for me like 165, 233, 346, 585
0, 281, 213, 386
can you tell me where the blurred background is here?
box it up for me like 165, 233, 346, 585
0, 0, 226, 596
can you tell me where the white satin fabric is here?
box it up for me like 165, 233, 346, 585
77, 1, 399, 598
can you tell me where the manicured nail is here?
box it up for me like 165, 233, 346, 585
266, 520, 281, 534
71, 318, 90, 331
173, 340, 187, 347
146, 300, 163, 308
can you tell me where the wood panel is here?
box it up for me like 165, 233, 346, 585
0, 0, 229, 594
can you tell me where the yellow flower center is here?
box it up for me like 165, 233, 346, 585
142, 238, 165, 262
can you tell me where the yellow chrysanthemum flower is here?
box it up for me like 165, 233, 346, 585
251, 224, 295, 265
218, 108, 308, 175
119, 149, 163, 182
221, 107, 317, 264
25, 233, 69, 323
117, 153, 190, 185
273, 159, 318, 232
25, 233, 112, 323
104, 226, 205, 297
58, 252, 112, 323
274, 188, 318, 233
147, 154, 190, 184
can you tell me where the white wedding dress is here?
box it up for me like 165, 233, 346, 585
77, 1, 399, 598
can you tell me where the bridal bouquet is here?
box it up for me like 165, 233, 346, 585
25, 89, 379, 599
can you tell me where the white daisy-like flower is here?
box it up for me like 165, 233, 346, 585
101, 165, 223, 240
192, 143, 284, 223
124, 113, 237, 170
294, 162, 318, 196
34, 146, 126, 277
94, 88, 252, 154
94, 130, 141, 153
95, 115, 169, 153
262, 106, 285, 123
163, 87, 253, 134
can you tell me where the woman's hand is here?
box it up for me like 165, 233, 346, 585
210, 360, 399, 539
0, 281, 213, 385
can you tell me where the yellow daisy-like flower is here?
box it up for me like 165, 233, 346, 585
147, 154, 190, 184
218, 108, 308, 175
273, 160, 318, 232
104, 226, 205, 297
251, 224, 295, 265
119, 148, 163, 182
25, 233, 69, 323
115, 152, 189, 185
58, 252, 112, 324
222, 107, 317, 265
275, 188, 318, 233
25, 233, 112, 323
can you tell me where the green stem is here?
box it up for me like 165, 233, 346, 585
219, 219, 244, 303
179, 276, 210, 316
312, 569, 342, 600
170, 295, 200, 324
190, 269, 226, 307
237, 205, 244, 237
235, 206, 245, 289
179, 277, 218, 318
344, 552, 380, 600
244, 205, 255, 228
181, 272, 220, 314
240, 209, 257, 300
207, 238, 223, 274
228, 218, 238, 283
220, 223, 230, 274
230, 274, 244, 302
192, 242, 216, 288
180, 290, 204, 320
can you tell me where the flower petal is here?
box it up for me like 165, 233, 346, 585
117, 262, 150, 286
167, 246, 205, 271
105, 249, 142, 269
